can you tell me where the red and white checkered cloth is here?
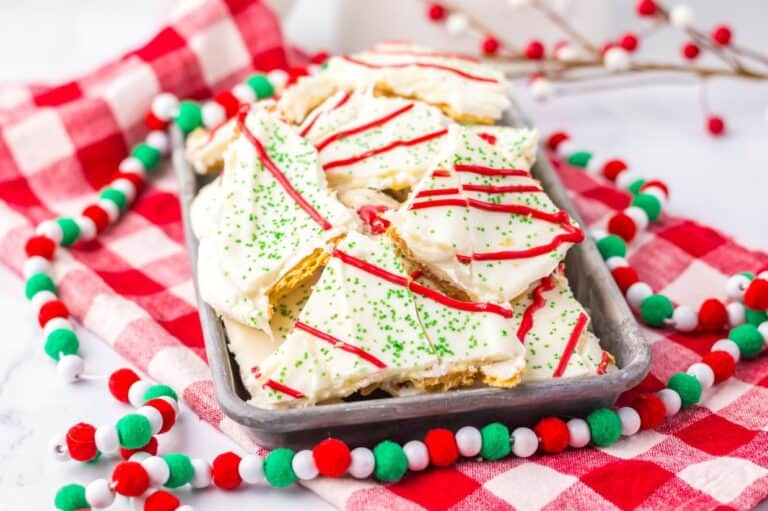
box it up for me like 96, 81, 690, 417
1, 1, 767, 509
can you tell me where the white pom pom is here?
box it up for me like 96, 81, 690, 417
669, 4, 695, 27
455, 426, 482, 457
606, 256, 629, 270
291, 449, 319, 480
232, 83, 256, 104
128, 380, 152, 408
585, 155, 605, 175
130, 495, 147, 511
507, 0, 532, 7
687, 362, 715, 389
604, 47, 631, 72
591, 229, 608, 241
86, 478, 115, 509
111, 178, 136, 204
307, 64, 322, 75
44, 317, 73, 337
48, 434, 70, 461
137, 405, 163, 435
177, 506, 195, 511
656, 388, 682, 416
530, 77, 554, 102
445, 13, 469, 34
267, 69, 289, 89
615, 168, 639, 189
75, 216, 97, 242
95, 424, 120, 454
727, 302, 746, 327
671, 305, 698, 332
348, 447, 375, 478
511, 427, 538, 458
202, 101, 226, 129
31, 290, 56, 314
642, 187, 667, 205
403, 440, 429, 471
555, 44, 579, 62
624, 206, 650, 232
759, 321, 768, 344
129, 451, 151, 463
726, 274, 752, 301
23, 256, 51, 279
711, 338, 740, 362
36, 220, 63, 244
626, 282, 653, 310
119, 156, 145, 175
191, 458, 212, 488
555, 139, 577, 157
152, 93, 179, 121
146, 130, 170, 155
238, 454, 264, 484
617, 407, 641, 436
97, 199, 120, 223
566, 418, 591, 448
758, 271, 768, 281
142, 456, 170, 486
57, 354, 85, 382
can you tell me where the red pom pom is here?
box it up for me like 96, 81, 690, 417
310, 51, 330, 65
38, 299, 68, 327
145, 111, 169, 131
707, 115, 726, 136
427, 3, 446, 21
702, 351, 736, 383
145, 398, 177, 434
214, 90, 240, 118
114, 171, 144, 194
619, 33, 639, 52
481, 36, 500, 55
744, 278, 768, 310
611, 266, 639, 294
424, 428, 459, 467
639, 179, 669, 198
711, 24, 732, 46
212, 452, 242, 490
66, 423, 98, 462
682, 42, 700, 60
524, 40, 545, 60
635, 0, 657, 16
632, 394, 666, 429
608, 212, 637, 242
82, 205, 110, 232
697, 299, 728, 331
286, 67, 309, 86
534, 417, 570, 453
601, 159, 628, 181
120, 436, 158, 460
313, 438, 351, 477
25, 235, 56, 260
144, 490, 180, 511
109, 368, 140, 403
112, 461, 150, 497
547, 132, 569, 151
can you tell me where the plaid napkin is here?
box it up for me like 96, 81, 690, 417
1, 1, 767, 509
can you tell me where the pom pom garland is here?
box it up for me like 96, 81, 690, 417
586, 408, 622, 446
313, 438, 351, 477
292, 449, 319, 480
511, 427, 539, 458
348, 447, 376, 479
424, 428, 459, 466
373, 441, 408, 482
113, 461, 150, 497
455, 426, 483, 457
702, 350, 736, 383
632, 394, 666, 429
480, 422, 511, 460
263, 449, 297, 487
403, 440, 430, 471
667, 372, 702, 406
566, 418, 591, 448
534, 417, 569, 453
66, 422, 98, 462
109, 368, 141, 403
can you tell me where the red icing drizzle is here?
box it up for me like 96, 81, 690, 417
315, 103, 415, 151
431, 170, 451, 178
299, 91, 352, 137
323, 128, 448, 170
295, 321, 387, 368
332, 249, 408, 287
357, 205, 391, 235
477, 132, 497, 145
415, 187, 460, 198
553, 312, 589, 377
263, 379, 305, 399
462, 184, 542, 194
454, 164, 530, 177
596, 351, 610, 375
341, 55, 499, 83
516, 276, 555, 342
237, 110, 333, 231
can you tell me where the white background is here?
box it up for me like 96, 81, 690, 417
0, 1, 766, 509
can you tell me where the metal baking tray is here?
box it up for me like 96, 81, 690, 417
173, 100, 650, 449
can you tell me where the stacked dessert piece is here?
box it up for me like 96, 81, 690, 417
189, 43, 614, 409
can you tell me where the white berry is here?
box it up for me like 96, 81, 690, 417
136, 405, 163, 435
687, 362, 715, 389
348, 447, 375, 478
711, 338, 740, 362
671, 305, 698, 332
455, 426, 482, 457
566, 418, 591, 448
238, 454, 264, 484
75, 216, 97, 242
445, 13, 469, 34
530, 77, 554, 102
291, 449, 318, 480
191, 458, 212, 488
603, 47, 631, 72
727, 302, 746, 327
57, 355, 85, 382
555, 44, 579, 62
511, 427, 538, 458
95, 424, 120, 454
403, 440, 429, 471
142, 456, 170, 486
555, 139, 577, 157
152, 93, 179, 121
657, 388, 682, 416
23, 256, 51, 279
202, 101, 226, 129
617, 407, 641, 436
624, 206, 650, 231
669, 4, 695, 27
86, 479, 115, 509
146, 130, 170, 155
626, 282, 653, 310
128, 380, 152, 408
726, 274, 751, 301
507, 0, 532, 7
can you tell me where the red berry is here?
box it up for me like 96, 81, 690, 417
524, 40, 545, 60
424, 428, 459, 466
214, 90, 241, 118
81, 205, 110, 232
145, 398, 177, 434
145, 111, 169, 131
601, 159, 628, 181
745, 278, 768, 310
702, 351, 736, 383
611, 266, 640, 294
547, 131, 569, 151
481, 36, 500, 55
212, 452, 242, 490
310, 51, 329, 65
427, 3, 446, 21
682, 42, 700, 60
38, 299, 69, 327
112, 461, 150, 497
632, 394, 666, 429
534, 417, 570, 453
635, 0, 657, 17
25, 235, 56, 260
639, 179, 669, 198
66, 423, 98, 462
608, 212, 638, 242
619, 33, 639, 52
120, 435, 158, 460
109, 368, 140, 403
707, 115, 725, 136
144, 490, 180, 511
711, 24, 732, 46
313, 438, 351, 477
697, 298, 728, 331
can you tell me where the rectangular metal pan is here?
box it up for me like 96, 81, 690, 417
172, 100, 651, 449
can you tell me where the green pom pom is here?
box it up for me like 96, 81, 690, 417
745, 308, 768, 326
264, 448, 297, 487
632, 193, 662, 222
596, 234, 627, 260
116, 413, 153, 449
729, 324, 764, 359
246, 73, 275, 99
739, 271, 755, 280
639, 294, 674, 327
45, 329, 79, 361
54, 483, 89, 511
667, 372, 702, 407
100, 187, 127, 212
373, 440, 408, 482
587, 408, 621, 446
566, 150, 592, 168
163, 453, 195, 488
56, 217, 80, 246
627, 178, 646, 195
480, 422, 511, 460
132, 143, 161, 171
175, 100, 203, 134
143, 384, 178, 403
25, 272, 56, 299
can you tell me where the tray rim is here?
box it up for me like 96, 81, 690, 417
172, 100, 651, 435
